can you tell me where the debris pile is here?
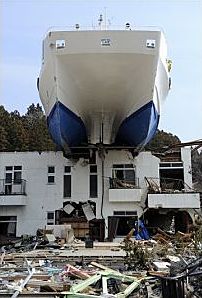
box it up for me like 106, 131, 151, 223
0, 225, 201, 297
123, 226, 202, 297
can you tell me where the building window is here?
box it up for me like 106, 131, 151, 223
160, 162, 183, 169
0, 216, 17, 237
48, 166, 55, 173
159, 160, 184, 191
90, 165, 97, 198
48, 176, 55, 184
47, 166, 55, 184
113, 211, 137, 216
111, 164, 137, 187
47, 212, 55, 225
5, 166, 22, 182
108, 212, 138, 239
64, 166, 71, 197
5, 166, 22, 194
64, 166, 71, 173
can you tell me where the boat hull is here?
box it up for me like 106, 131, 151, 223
47, 101, 87, 148
115, 100, 159, 147
39, 29, 169, 148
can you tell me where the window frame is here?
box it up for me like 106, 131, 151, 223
47, 211, 55, 225
112, 164, 136, 185
47, 166, 55, 184
89, 165, 98, 198
63, 166, 71, 198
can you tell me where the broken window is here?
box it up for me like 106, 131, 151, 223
64, 166, 71, 197
111, 164, 137, 188
108, 212, 138, 239
159, 163, 184, 190
116, 217, 134, 236
90, 165, 97, 198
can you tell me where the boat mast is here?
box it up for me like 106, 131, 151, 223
98, 9, 108, 30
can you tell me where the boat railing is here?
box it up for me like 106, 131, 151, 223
45, 24, 163, 35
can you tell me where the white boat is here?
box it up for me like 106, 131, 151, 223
38, 24, 170, 150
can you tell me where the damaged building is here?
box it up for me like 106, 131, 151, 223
0, 147, 200, 241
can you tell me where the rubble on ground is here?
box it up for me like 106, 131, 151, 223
0, 225, 201, 297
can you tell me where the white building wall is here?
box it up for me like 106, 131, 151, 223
181, 147, 193, 189
136, 151, 160, 186
95, 150, 160, 236
0, 151, 93, 236
71, 159, 89, 202
96, 150, 139, 220
0, 148, 196, 237
0, 152, 65, 236
148, 193, 200, 209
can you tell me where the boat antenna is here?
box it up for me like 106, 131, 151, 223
98, 14, 103, 29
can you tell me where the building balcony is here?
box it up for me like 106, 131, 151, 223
0, 179, 27, 206
148, 193, 200, 209
109, 178, 143, 202
145, 177, 200, 209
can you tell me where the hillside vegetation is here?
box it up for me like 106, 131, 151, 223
0, 104, 55, 152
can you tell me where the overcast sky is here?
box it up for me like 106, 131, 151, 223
1, 0, 202, 142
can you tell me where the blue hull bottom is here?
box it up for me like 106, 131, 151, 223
47, 100, 159, 149
115, 100, 159, 147
47, 101, 87, 148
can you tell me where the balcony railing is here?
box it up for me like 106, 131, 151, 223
109, 177, 140, 189
0, 179, 26, 196
145, 177, 193, 193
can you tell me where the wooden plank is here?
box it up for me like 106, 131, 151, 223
90, 261, 115, 271
102, 276, 108, 295
65, 264, 90, 280
64, 293, 100, 298
11, 269, 34, 298
0, 274, 50, 281
117, 279, 140, 298
65, 274, 102, 294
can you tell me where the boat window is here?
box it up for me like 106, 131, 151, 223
101, 38, 111, 46
146, 39, 156, 48
56, 40, 65, 49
